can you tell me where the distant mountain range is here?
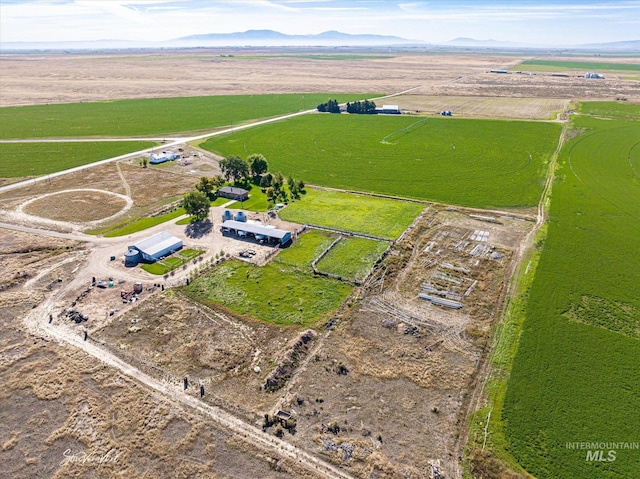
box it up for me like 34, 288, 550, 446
1, 30, 638, 51
172, 30, 417, 47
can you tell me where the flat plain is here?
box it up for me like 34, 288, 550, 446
2, 48, 640, 479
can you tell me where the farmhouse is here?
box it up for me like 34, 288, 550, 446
375, 105, 401, 114
217, 186, 249, 201
220, 220, 292, 246
149, 151, 179, 164
585, 72, 605, 79
125, 231, 183, 266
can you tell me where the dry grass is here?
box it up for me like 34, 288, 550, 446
0, 231, 319, 479
394, 94, 569, 119
0, 51, 513, 106
22, 190, 128, 222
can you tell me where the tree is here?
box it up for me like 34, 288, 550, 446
219, 156, 249, 182
182, 190, 210, 221
248, 153, 268, 178
211, 175, 225, 189
195, 176, 215, 198
260, 173, 273, 189
317, 99, 340, 113
346, 99, 376, 114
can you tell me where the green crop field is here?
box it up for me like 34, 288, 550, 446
278, 189, 424, 239
200, 114, 560, 208
0, 93, 374, 139
501, 107, 640, 479
183, 260, 351, 326
316, 237, 389, 282
514, 60, 640, 72
578, 101, 640, 119
0, 141, 155, 177
275, 229, 337, 268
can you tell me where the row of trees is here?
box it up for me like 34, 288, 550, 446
316, 99, 341, 113
346, 99, 377, 114
219, 153, 268, 183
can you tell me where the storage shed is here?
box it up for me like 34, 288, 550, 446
127, 231, 183, 264
149, 151, 179, 164
217, 187, 249, 201
220, 220, 291, 246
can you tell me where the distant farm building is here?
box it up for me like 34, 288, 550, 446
149, 151, 179, 164
490, 69, 509, 74
440, 110, 452, 116
125, 231, 183, 266
217, 186, 249, 201
220, 220, 292, 246
585, 72, 604, 79
375, 105, 401, 114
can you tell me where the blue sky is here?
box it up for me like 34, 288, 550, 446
1, 0, 639, 45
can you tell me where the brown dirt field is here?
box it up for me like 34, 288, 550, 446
0, 158, 199, 232
2, 50, 638, 107
0, 230, 320, 479
392, 95, 570, 119
0, 50, 514, 106
22, 190, 128, 223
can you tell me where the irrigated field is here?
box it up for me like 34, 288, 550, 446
183, 260, 352, 326
316, 237, 389, 282
514, 59, 640, 72
502, 106, 640, 479
0, 93, 373, 139
201, 114, 561, 208
279, 188, 424, 239
0, 141, 155, 177
578, 101, 640, 119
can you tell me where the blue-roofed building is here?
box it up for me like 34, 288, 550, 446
125, 231, 183, 266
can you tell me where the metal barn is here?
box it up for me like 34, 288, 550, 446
126, 231, 183, 265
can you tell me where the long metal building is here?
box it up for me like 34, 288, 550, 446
220, 220, 291, 246
125, 231, 183, 266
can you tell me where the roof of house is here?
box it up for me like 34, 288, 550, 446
222, 220, 290, 240
218, 186, 248, 195
130, 231, 182, 257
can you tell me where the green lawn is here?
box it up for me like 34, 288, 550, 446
200, 114, 560, 208
501, 107, 640, 479
183, 260, 352, 326
316, 237, 389, 281
0, 141, 155, 177
100, 208, 185, 237
226, 184, 270, 212
141, 249, 204, 275
514, 60, 640, 72
0, 93, 374, 139
274, 229, 337, 268
278, 188, 424, 239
